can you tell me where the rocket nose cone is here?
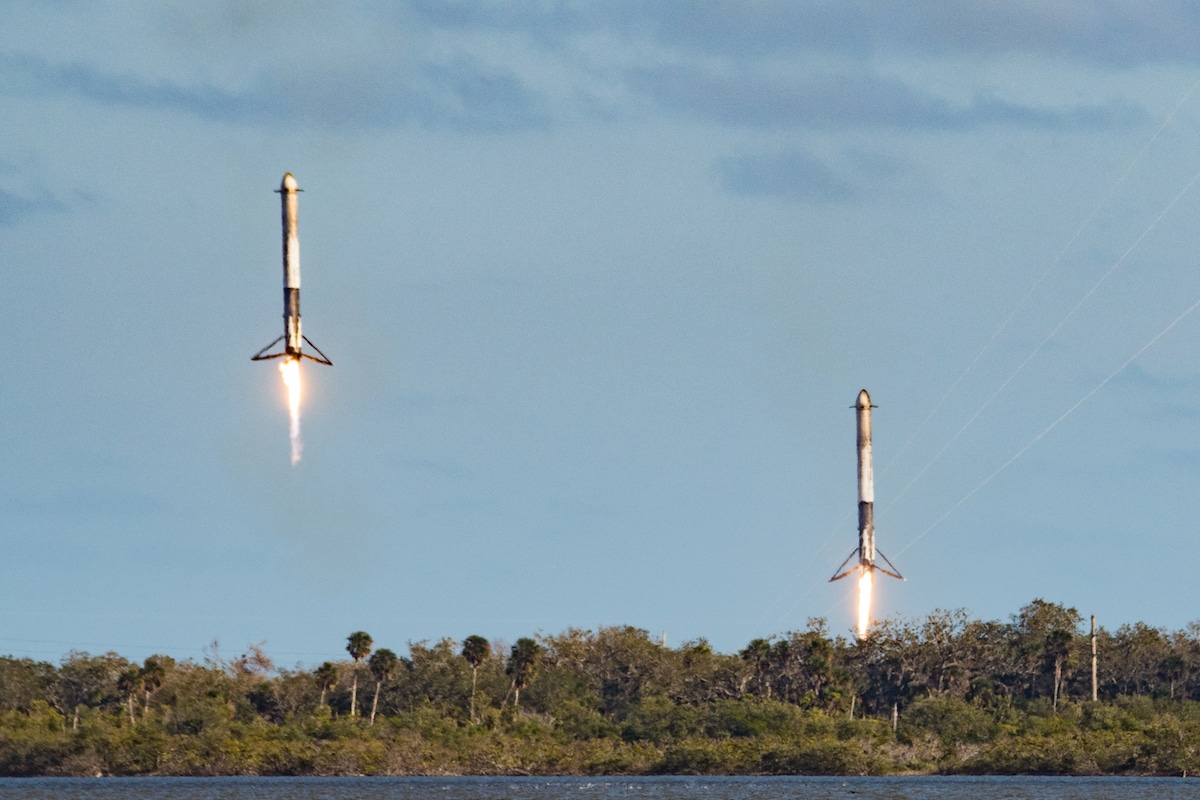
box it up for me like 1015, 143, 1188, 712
857, 389, 872, 408
281, 173, 298, 192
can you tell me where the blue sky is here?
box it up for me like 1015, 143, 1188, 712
4, 1, 1200, 666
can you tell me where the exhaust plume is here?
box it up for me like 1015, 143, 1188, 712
279, 357, 302, 465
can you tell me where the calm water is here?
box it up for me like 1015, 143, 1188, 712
0, 777, 1193, 800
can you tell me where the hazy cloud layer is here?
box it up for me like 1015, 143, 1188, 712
627, 66, 1140, 131
715, 147, 916, 203
0, 185, 64, 226
405, 0, 1200, 66
3, 2, 1170, 137
6, 487, 163, 518
716, 150, 855, 203
0, 51, 547, 132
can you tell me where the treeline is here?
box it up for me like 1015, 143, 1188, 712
2, 600, 1200, 776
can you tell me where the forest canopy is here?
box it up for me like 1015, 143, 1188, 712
1, 600, 1199, 777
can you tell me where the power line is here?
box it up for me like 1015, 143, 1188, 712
895, 290, 1200, 558
878, 77, 1200, 489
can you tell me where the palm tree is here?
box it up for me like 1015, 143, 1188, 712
461, 635, 490, 722
740, 638, 773, 699
367, 648, 399, 726
1160, 653, 1189, 700
117, 666, 142, 724
140, 657, 166, 714
1045, 629, 1073, 713
314, 661, 339, 709
505, 637, 542, 710
346, 631, 374, 717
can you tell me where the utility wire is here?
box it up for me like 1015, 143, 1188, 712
895, 291, 1200, 558
878, 78, 1200, 488
882, 161, 1200, 523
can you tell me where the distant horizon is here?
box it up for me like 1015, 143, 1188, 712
3, 598, 1185, 670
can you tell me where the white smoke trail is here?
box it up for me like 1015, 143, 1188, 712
279, 358, 303, 466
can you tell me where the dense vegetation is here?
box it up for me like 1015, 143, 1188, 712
3, 600, 1200, 776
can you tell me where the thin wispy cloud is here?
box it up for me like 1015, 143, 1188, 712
0, 51, 548, 132
404, 0, 1200, 67
716, 150, 857, 203
0, 3, 1158, 137
628, 66, 1141, 132
1115, 363, 1200, 395
715, 146, 918, 203
397, 3, 1152, 133
7, 487, 163, 518
0, 185, 64, 226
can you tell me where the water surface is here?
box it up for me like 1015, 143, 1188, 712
0, 775, 1193, 800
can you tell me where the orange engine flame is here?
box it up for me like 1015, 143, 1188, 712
857, 570, 873, 640
279, 357, 302, 466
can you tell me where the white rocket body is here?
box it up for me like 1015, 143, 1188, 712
830, 389, 902, 582
281, 173, 303, 357
856, 389, 875, 568
252, 173, 332, 366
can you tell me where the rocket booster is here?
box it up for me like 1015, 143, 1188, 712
830, 389, 903, 582
281, 172, 303, 358
252, 173, 332, 366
